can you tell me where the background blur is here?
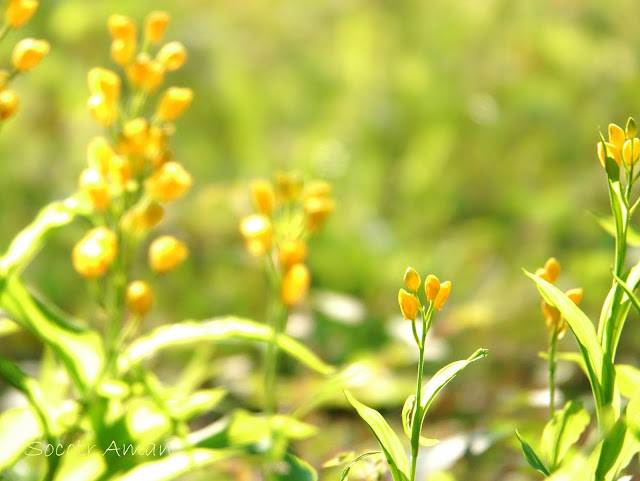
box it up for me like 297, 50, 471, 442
2, 0, 640, 479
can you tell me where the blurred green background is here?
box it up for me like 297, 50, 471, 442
2, 0, 640, 479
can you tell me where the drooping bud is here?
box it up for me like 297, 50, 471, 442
157, 87, 193, 122
433, 281, 451, 310
398, 289, 420, 321
424, 275, 440, 301
404, 267, 421, 292
12, 38, 49, 72
145, 161, 192, 203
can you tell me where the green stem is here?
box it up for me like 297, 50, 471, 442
410, 303, 433, 481
548, 324, 558, 420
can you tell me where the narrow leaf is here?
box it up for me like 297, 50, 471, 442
120, 317, 334, 376
611, 271, 640, 318
0, 408, 41, 471
516, 430, 551, 476
340, 452, 383, 481
616, 364, 640, 399
591, 213, 640, 247
274, 453, 318, 481
541, 400, 590, 470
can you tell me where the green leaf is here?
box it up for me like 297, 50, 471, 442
0, 276, 104, 394
344, 390, 410, 481
541, 401, 590, 471
591, 213, 640, 247
0, 408, 41, 471
107, 448, 236, 481
0, 197, 82, 278
125, 398, 172, 446
611, 271, 640, 319
274, 453, 318, 481
340, 452, 382, 481
401, 395, 438, 447
594, 416, 639, 481
52, 439, 106, 481
616, 364, 640, 399
167, 388, 226, 421
525, 270, 618, 429
516, 430, 551, 476
120, 317, 334, 376
417, 349, 488, 437
0, 317, 21, 337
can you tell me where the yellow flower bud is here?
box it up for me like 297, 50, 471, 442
597, 141, 621, 168
304, 196, 335, 232
126, 281, 154, 317
6, 0, 38, 29
108, 14, 136, 42
239, 214, 272, 256
0, 90, 19, 120
626, 117, 638, 139
122, 117, 149, 152
127, 54, 164, 93
278, 239, 307, 271
544, 257, 560, 283
156, 41, 187, 71
87, 95, 117, 127
303, 180, 332, 200
12, 38, 49, 72
433, 281, 451, 310
157, 87, 193, 122
146, 161, 192, 203
72, 227, 117, 278
404, 267, 421, 292
608, 123, 625, 151
79, 169, 110, 210
88, 67, 120, 103
250, 179, 275, 215
111, 38, 135, 66
535, 267, 551, 283
566, 287, 583, 306
87, 137, 114, 176
424, 275, 440, 301
274, 171, 302, 202
149, 236, 188, 273
108, 155, 131, 186
139, 201, 164, 229
145, 11, 170, 44
281, 263, 311, 306
623, 138, 640, 165
398, 289, 419, 321
542, 300, 562, 335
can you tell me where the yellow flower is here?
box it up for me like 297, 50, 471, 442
6, 0, 38, 29
404, 267, 421, 292
274, 171, 302, 203
146, 161, 192, 202
566, 287, 583, 306
534, 267, 551, 283
250, 179, 275, 215
398, 289, 419, 321
156, 41, 187, 71
72, 227, 117, 278
108, 14, 136, 42
0, 90, 19, 120
542, 300, 562, 336
608, 123, 625, 151
87, 95, 117, 127
278, 239, 307, 271
424, 275, 440, 301
87, 137, 115, 176
108, 155, 131, 187
304, 196, 335, 232
149, 236, 188, 273
127, 54, 164, 93
88, 67, 120, 103
281, 263, 311, 306
145, 11, 170, 44
623, 138, 640, 165
12, 38, 49, 72
239, 214, 272, 256
544, 257, 560, 283
433, 281, 451, 310
157, 87, 193, 122
597, 141, 621, 168
111, 38, 135, 66
78, 169, 110, 210
122, 117, 149, 154
126, 281, 154, 317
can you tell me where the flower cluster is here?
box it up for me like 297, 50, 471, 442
597, 118, 639, 168
72, 11, 193, 319
398, 267, 451, 321
239, 172, 335, 307
0, 0, 48, 121
535, 257, 582, 339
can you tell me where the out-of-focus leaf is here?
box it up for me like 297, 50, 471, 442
125, 399, 172, 446
344, 390, 410, 481
1, 276, 103, 394
417, 349, 488, 438
616, 364, 640, 399
274, 453, 317, 481
541, 400, 590, 471
0, 408, 41, 471
516, 430, 551, 476
591, 213, 640, 247
167, 388, 226, 421
52, 439, 106, 481
0, 197, 82, 278
120, 317, 334, 376
0, 316, 20, 337
107, 448, 236, 481
339, 452, 382, 481
594, 415, 639, 481
525, 270, 618, 428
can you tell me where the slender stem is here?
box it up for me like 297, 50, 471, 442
410, 303, 434, 481
548, 324, 558, 420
